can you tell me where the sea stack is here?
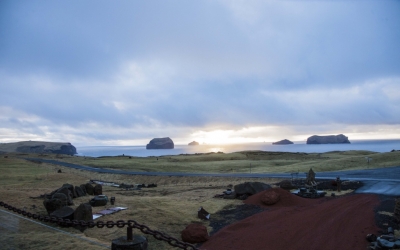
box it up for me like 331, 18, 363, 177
306, 134, 350, 144
272, 139, 294, 145
146, 137, 174, 149
188, 141, 199, 146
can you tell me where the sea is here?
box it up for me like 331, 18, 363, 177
76, 139, 400, 158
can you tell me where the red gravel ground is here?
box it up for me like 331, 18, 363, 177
200, 188, 380, 250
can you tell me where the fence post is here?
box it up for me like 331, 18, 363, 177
111, 227, 148, 250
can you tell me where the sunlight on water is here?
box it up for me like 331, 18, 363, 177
77, 140, 400, 157
208, 147, 223, 153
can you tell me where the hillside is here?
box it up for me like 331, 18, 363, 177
0, 141, 77, 155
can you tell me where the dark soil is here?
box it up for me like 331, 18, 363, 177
208, 204, 266, 236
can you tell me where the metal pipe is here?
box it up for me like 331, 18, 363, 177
127, 227, 133, 241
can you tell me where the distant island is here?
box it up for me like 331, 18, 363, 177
0, 141, 77, 155
306, 134, 350, 144
272, 139, 294, 145
188, 141, 199, 146
146, 137, 174, 149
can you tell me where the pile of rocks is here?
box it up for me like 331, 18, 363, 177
367, 227, 400, 249
42, 182, 104, 224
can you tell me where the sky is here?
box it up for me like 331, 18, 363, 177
1, 0, 400, 146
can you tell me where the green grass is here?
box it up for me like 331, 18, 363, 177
0, 157, 50, 186
27, 149, 400, 174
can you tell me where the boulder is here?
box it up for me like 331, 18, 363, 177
79, 184, 87, 195
50, 206, 75, 220
146, 137, 174, 149
85, 183, 94, 195
181, 224, 209, 244
74, 203, 93, 222
54, 188, 73, 205
93, 184, 102, 195
89, 195, 108, 207
0, 141, 77, 155
75, 186, 85, 197
51, 193, 69, 207
261, 189, 280, 205
62, 183, 77, 198
306, 134, 350, 144
272, 139, 294, 145
188, 141, 199, 146
278, 180, 297, 190
43, 198, 64, 215
234, 182, 272, 196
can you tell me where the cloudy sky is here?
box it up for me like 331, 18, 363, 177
1, 0, 399, 146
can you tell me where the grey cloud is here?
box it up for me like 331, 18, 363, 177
1, 0, 399, 144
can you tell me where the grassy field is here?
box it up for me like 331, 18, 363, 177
0, 154, 278, 249
24, 149, 400, 174
1, 150, 400, 249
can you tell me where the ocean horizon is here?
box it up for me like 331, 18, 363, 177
76, 139, 400, 158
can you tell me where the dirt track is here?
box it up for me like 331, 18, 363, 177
200, 189, 380, 250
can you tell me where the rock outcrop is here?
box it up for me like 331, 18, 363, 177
0, 141, 77, 155
188, 141, 199, 146
306, 134, 350, 144
146, 137, 174, 149
272, 139, 294, 145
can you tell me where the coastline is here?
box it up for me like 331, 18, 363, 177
76, 139, 400, 157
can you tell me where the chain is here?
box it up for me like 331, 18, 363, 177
0, 201, 198, 250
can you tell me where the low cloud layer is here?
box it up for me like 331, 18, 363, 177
1, 1, 399, 146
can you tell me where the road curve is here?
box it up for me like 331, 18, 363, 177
26, 158, 400, 196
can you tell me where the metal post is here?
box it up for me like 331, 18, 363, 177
127, 227, 133, 241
